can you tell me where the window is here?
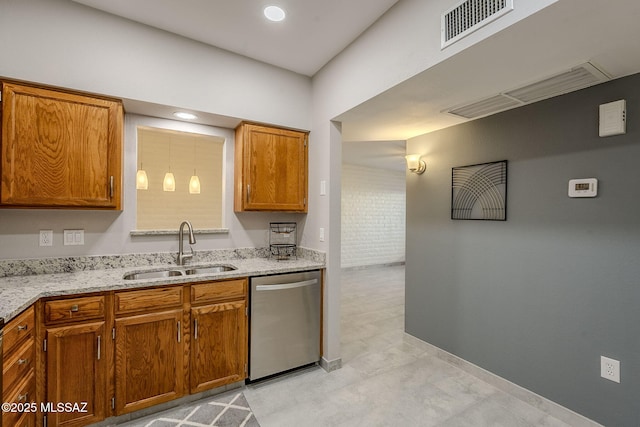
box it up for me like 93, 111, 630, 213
136, 126, 224, 230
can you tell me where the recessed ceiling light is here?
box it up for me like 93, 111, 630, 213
264, 5, 286, 22
173, 112, 198, 120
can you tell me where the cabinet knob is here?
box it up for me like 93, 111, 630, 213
70, 304, 79, 312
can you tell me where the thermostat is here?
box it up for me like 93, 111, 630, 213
568, 178, 598, 198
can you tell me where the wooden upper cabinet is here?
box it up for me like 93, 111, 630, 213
234, 122, 308, 212
0, 80, 123, 209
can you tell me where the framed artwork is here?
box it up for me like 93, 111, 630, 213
451, 160, 507, 221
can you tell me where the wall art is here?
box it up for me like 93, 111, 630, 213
451, 160, 507, 221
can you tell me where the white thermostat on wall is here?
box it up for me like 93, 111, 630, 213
568, 178, 598, 198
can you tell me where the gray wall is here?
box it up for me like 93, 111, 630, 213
405, 73, 640, 426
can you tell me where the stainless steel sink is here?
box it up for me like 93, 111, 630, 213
123, 270, 184, 280
123, 264, 237, 280
183, 265, 237, 275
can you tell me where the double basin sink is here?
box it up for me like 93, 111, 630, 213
123, 264, 236, 280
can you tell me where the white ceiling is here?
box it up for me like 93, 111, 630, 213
71, 0, 640, 170
338, 0, 640, 142
71, 0, 398, 77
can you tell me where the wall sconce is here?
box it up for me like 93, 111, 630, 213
405, 154, 426, 175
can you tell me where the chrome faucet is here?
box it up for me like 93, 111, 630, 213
178, 221, 196, 265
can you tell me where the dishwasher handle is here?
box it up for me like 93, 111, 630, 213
255, 279, 318, 291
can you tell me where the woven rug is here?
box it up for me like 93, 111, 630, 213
119, 390, 260, 427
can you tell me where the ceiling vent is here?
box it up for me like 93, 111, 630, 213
442, 0, 514, 48
504, 63, 609, 103
445, 63, 611, 119
447, 94, 521, 120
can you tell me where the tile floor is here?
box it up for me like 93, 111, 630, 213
116, 265, 580, 427
244, 265, 576, 427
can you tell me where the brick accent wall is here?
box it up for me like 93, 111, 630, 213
341, 164, 406, 268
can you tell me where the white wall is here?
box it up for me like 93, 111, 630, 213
0, 0, 312, 260
341, 164, 405, 269
0, 0, 311, 130
0, 0, 560, 365
310, 0, 557, 366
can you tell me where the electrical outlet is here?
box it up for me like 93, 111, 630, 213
39, 230, 53, 247
601, 356, 620, 383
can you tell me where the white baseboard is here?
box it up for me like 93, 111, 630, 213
414, 338, 604, 427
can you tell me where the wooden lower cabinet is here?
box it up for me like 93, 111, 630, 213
33, 278, 249, 426
2, 307, 36, 427
114, 309, 184, 415
44, 321, 107, 427
190, 300, 247, 393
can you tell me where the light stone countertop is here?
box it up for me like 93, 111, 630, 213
0, 256, 324, 324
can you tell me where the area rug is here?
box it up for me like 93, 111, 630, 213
120, 390, 260, 427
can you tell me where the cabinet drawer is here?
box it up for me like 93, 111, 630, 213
2, 373, 35, 427
44, 295, 105, 324
3, 306, 34, 356
3, 338, 34, 394
115, 286, 183, 315
191, 279, 247, 305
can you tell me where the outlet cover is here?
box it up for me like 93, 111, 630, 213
601, 356, 620, 383
39, 230, 53, 247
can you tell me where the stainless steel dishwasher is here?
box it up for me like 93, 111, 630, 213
249, 270, 321, 381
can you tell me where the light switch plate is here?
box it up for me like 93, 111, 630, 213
64, 229, 85, 245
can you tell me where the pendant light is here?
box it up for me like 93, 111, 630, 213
189, 171, 201, 194
163, 138, 176, 192
136, 163, 148, 190
136, 131, 149, 189
189, 140, 201, 194
163, 169, 176, 192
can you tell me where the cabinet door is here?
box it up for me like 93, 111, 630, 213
190, 300, 247, 393
45, 321, 106, 427
235, 123, 308, 212
1, 81, 123, 208
115, 309, 184, 415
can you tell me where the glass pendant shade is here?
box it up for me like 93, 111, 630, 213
136, 169, 148, 190
163, 172, 176, 192
189, 174, 201, 194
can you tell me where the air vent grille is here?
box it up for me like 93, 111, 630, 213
442, 0, 514, 48
504, 64, 609, 103
448, 94, 521, 119
445, 63, 611, 120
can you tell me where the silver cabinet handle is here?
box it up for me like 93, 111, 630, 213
17, 324, 28, 331
18, 358, 29, 365
255, 279, 318, 291
194, 318, 199, 340
177, 321, 181, 343
97, 335, 101, 360
110, 176, 114, 198
247, 184, 250, 203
